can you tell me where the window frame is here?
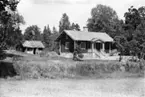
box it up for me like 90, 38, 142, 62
80, 42, 86, 50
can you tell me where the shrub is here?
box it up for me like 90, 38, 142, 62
78, 54, 84, 58
12, 58, 145, 79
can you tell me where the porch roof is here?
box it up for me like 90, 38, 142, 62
62, 30, 114, 42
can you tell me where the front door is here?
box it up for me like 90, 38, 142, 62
94, 43, 101, 51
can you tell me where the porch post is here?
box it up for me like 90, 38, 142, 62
109, 42, 111, 53
25, 48, 27, 53
92, 42, 95, 57
74, 41, 76, 51
59, 40, 61, 54
102, 42, 105, 51
92, 42, 94, 52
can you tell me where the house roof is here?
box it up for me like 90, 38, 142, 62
57, 30, 114, 42
22, 41, 45, 48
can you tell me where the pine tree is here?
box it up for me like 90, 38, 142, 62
59, 13, 70, 33
42, 25, 51, 48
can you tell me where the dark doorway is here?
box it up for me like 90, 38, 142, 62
95, 43, 101, 51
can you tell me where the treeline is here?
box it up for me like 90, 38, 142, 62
87, 5, 145, 58
23, 13, 81, 51
1, 0, 145, 59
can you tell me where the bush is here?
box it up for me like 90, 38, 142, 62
40, 50, 58, 57
78, 54, 84, 58
12, 58, 145, 79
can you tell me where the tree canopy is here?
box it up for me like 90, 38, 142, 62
87, 4, 120, 37
24, 25, 41, 41
59, 13, 70, 33
42, 25, 51, 48
0, 0, 24, 49
114, 6, 145, 58
70, 23, 80, 31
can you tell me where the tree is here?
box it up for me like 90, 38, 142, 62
48, 26, 59, 51
52, 26, 58, 34
87, 4, 119, 37
24, 25, 41, 41
119, 6, 145, 58
0, 0, 21, 58
42, 25, 51, 48
70, 23, 80, 31
4, 12, 25, 49
0, 0, 20, 48
59, 13, 70, 33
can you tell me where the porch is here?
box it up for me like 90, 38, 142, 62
59, 40, 117, 59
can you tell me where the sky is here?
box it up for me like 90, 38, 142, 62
17, 0, 145, 33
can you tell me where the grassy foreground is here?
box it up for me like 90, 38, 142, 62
0, 50, 145, 79
0, 78, 144, 97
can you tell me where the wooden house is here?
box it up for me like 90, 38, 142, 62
56, 28, 117, 59
22, 41, 44, 54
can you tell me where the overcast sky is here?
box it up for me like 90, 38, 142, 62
17, 0, 145, 32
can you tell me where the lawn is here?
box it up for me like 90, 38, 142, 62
0, 78, 144, 97
0, 50, 145, 97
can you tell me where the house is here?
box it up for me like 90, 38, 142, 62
56, 27, 117, 59
22, 41, 45, 54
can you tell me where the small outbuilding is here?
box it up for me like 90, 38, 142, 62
22, 41, 45, 54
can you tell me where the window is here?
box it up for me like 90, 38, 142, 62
65, 42, 69, 49
81, 42, 86, 49
27, 48, 33, 51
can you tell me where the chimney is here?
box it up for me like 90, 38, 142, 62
83, 26, 88, 32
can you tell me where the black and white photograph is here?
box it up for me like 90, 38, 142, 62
0, 0, 145, 97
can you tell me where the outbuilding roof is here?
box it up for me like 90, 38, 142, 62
23, 41, 45, 48
57, 30, 114, 42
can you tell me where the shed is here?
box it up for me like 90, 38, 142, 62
22, 41, 44, 54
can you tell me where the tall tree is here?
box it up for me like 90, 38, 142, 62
24, 25, 41, 41
0, 0, 20, 48
87, 4, 119, 37
5, 12, 25, 48
49, 26, 59, 51
59, 13, 70, 33
0, 0, 21, 58
42, 25, 51, 48
117, 6, 145, 58
52, 26, 58, 34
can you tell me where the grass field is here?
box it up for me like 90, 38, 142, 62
0, 50, 145, 79
0, 50, 145, 97
0, 78, 145, 97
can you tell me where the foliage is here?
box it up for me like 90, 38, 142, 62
24, 25, 41, 41
42, 25, 51, 48
12, 57, 145, 79
42, 26, 59, 52
49, 31, 60, 52
87, 4, 120, 37
0, 0, 24, 59
117, 6, 145, 58
59, 13, 70, 33
70, 23, 80, 31
0, 0, 23, 48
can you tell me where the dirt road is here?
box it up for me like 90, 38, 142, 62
0, 78, 145, 97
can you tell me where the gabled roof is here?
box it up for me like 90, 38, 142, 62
57, 30, 114, 42
23, 41, 45, 48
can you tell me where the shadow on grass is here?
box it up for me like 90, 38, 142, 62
0, 51, 21, 78
5, 53, 22, 58
0, 61, 17, 78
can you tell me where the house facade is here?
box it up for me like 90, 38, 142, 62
56, 28, 117, 59
22, 41, 44, 54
